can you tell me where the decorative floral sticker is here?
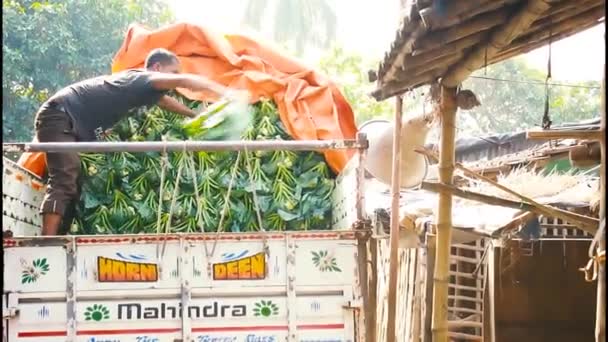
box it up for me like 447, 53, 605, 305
253, 300, 279, 317
311, 250, 342, 272
84, 304, 110, 321
21, 258, 50, 284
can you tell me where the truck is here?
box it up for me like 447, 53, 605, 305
2, 137, 374, 342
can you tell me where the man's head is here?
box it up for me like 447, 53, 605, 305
145, 48, 180, 74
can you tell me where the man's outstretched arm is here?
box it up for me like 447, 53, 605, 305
157, 96, 197, 118
149, 73, 229, 95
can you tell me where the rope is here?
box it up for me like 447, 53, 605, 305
155, 139, 169, 264
155, 139, 168, 235
203, 151, 243, 277
157, 141, 187, 263
469, 76, 601, 89
581, 218, 606, 282
242, 145, 270, 259
580, 250, 606, 282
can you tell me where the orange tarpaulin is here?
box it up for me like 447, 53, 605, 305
112, 23, 357, 172
19, 22, 357, 177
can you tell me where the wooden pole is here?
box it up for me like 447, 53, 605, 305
369, 238, 378, 342
594, 62, 605, 342
423, 234, 436, 342
387, 95, 404, 342
431, 86, 458, 342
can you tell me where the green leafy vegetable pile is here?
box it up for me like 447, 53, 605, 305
73, 98, 335, 234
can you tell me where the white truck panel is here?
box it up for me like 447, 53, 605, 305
3, 233, 361, 342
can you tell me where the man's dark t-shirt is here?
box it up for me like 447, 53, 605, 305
44, 69, 166, 141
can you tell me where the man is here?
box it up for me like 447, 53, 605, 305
35, 48, 241, 236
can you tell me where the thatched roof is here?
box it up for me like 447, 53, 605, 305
427, 117, 601, 164
366, 169, 598, 242
371, 0, 606, 100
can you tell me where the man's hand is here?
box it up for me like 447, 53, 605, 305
224, 89, 250, 104
158, 95, 197, 118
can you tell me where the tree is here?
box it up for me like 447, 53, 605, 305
241, 0, 337, 57
461, 57, 601, 135
318, 47, 392, 125
2, 0, 174, 142
318, 48, 600, 136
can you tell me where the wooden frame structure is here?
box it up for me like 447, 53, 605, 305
372, 1, 605, 341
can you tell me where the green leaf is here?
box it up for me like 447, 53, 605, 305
277, 209, 299, 222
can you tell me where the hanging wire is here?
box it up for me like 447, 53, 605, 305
469, 76, 600, 89
541, 21, 553, 130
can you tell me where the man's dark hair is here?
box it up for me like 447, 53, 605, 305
145, 48, 179, 69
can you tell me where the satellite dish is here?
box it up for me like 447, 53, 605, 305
359, 116, 431, 189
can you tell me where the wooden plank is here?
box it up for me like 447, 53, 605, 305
423, 234, 436, 342
369, 238, 379, 342
527, 129, 602, 140
412, 249, 423, 342
451, 255, 481, 264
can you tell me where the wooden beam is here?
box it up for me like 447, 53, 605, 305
387, 95, 404, 341
428, 0, 512, 30
527, 129, 603, 140
594, 61, 606, 342
419, 0, 498, 29
491, 13, 604, 65
414, 9, 506, 52
442, 0, 552, 87
417, 147, 599, 233
431, 86, 458, 342
382, 24, 427, 82
420, 181, 599, 235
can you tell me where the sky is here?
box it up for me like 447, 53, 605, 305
169, 0, 605, 81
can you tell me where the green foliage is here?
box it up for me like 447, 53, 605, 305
74, 99, 335, 235
2, 0, 174, 142
241, 0, 337, 56
461, 57, 600, 135
318, 47, 393, 125
319, 48, 600, 134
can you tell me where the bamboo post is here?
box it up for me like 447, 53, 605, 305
369, 237, 379, 342
595, 62, 605, 342
487, 242, 497, 342
387, 95, 404, 342
431, 86, 458, 342
423, 234, 436, 342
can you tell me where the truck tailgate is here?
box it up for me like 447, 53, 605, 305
3, 232, 361, 342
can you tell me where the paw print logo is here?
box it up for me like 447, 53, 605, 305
253, 300, 279, 317
84, 304, 110, 321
